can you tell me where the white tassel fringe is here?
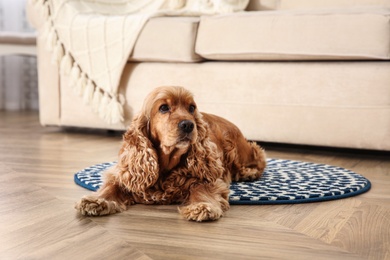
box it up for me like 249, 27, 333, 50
38, 0, 125, 124
108, 97, 124, 124
83, 80, 95, 105
45, 27, 57, 51
75, 73, 87, 96
51, 42, 64, 65
92, 89, 103, 113
69, 64, 81, 88
42, 2, 50, 19
60, 52, 73, 75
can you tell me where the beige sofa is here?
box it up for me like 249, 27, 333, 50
28, 0, 390, 151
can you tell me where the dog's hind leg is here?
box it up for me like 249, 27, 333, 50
230, 141, 267, 182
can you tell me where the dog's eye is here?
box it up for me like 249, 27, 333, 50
189, 105, 196, 114
159, 104, 170, 113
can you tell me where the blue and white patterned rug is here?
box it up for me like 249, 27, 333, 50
74, 159, 371, 205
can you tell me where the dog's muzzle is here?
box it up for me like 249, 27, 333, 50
178, 120, 194, 134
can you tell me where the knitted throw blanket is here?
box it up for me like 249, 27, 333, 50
30, 0, 249, 124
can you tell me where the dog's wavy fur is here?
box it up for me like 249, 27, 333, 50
76, 86, 266, 221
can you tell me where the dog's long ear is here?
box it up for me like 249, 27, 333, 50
185, 112, 225, 183
116, 113, 159, 193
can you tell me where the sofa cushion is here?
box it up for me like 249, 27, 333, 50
196, 8, 390, 61
130, 17, 202, 62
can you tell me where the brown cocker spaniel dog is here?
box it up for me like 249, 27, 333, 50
76, 86, 266, 222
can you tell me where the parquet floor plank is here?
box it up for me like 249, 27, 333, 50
0, 163, 150, 259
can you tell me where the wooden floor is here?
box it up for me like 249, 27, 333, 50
0, 111, 389, 260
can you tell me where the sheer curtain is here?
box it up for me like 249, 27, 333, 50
0, 0, 38, 111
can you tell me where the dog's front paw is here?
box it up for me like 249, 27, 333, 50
179, 202, 223, 222
75, 196, 123, 216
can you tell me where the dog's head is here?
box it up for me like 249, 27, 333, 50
82, 86, 228, 221
142, 86, 200, 155
119, 86, 218, 193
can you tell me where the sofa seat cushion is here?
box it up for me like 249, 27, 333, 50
196, 8, 390, 61
129, 17, 202, 62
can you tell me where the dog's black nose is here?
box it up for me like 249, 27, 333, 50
178, 120, 194, 134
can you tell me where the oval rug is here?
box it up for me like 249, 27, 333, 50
74, 158, 371, 205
